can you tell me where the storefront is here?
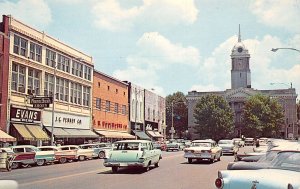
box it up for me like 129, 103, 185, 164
94, 129, 135, 142
43, 110, 98, 145
0, 129, 16, 147
9, 106, 49, 146
145, 122, 163, 141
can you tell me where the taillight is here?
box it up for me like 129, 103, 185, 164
215, 178, 223, 188
184, 149, 188, 152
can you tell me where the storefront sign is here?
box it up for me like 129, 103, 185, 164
10, 107, 41, 123
43, 111, 90, 129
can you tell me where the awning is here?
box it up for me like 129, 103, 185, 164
13, 124, 35, 141
132, 130, 151, 140
95, 130, 135, 139
147, 130, 164, 138
45, 127, 98, 138
26, 125, 49, 141
0, 130, 16, 142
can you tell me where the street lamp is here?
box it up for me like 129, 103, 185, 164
271, 48, 300, 53
270, 82, 293, 89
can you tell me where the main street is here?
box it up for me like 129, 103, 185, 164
1, 147, 251, 189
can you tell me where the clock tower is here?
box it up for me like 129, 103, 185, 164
231, 25, 251, 89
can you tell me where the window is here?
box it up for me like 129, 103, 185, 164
13, 35, 27, 57
83, 86, 90, 106
65, 80, 69, 102
107, 86, 110, 91
123, 91, 126, 96
29, 42, 42, 62
55, 77, 69, 102
96, 98, 101, 109
46, 49, 56, 68
57, 54, 70, 72
28, 68, 41, 95
84, 65, 91, 80
71, 83, 82, 105
44, 73, 54, 96
122, 105, 126, 115
11, 63, 26, 93
77, 84, 82, 105
72, 60, 83, 77
106, 101, 111, 111
98, 82, 100, 87
148, 108, 150, 120
116, 89, 118, 94
114, 103, 118, 113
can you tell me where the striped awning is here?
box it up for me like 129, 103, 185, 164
45, 127, 99, 138
13, 124, 35, 141
95, 130, 135, 139
132, 130, 151, 140
0, 130, 16, 142
26, 125, 49, 141
147, 130, 164, 138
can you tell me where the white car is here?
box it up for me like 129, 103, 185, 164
218, 139, 237, 155
184, 140, 222, 163
61, 145, 93, 161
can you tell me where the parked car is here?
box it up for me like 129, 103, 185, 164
232, 138, 244, 147
184, 139, 222, 163
244, 138, 254, 146
215, 150, 300, 189
10, 145, 55, 168
38, 146, 75, 164
218, 139, 237, 155
104, 140, 162, 173
61, 145, 93, 161
79, 143, 111, 159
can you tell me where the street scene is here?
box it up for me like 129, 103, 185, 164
1, 1, 300, 189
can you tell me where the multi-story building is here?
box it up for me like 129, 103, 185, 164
187, 26, 298, 140
0, 15, 98, 146
92, 70, 134, 142
144, 89, 165, 141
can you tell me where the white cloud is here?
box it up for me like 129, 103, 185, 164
91, 0, 198, 31
0, 0, 52, 30
113, 32, 200, 96
190, 84, 221, 92
250, 0, 300, 33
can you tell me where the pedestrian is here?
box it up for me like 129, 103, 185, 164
255, 139, 260, 148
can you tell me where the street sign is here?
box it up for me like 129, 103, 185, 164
30, 97, 53, 109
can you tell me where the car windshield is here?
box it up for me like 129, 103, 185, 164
113, 142, 140, 151
257, 150, 278, 162
218, 140, 232, 144
192, 142, 211, 147
271, 151, 300, 172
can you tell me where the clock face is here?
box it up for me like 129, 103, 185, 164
238, 47, 243, 53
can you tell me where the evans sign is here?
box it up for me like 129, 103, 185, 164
10, 107, 41, 123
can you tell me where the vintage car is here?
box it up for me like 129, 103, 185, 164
61, 145, 93, 161
79, 143, 111, 159
10, 145, 55, 168
38, 146, 76, 164
232, 138, 244, 147
103, 140, 162, 173
228, 142, 300, 170
166, 142, 184, 151
215, 150, 300, 189
218, 139, 237, 155
184, 139, 222, 163
244, 137, 254, 146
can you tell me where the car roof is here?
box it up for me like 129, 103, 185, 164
114, 140, 151, 143
10, 145, 36, 148
192, 140, 215, 143
38, 146, 58, 149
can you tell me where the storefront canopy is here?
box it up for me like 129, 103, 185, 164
0, 130, 16, 142
95, 130, 135, 139
45, 127, 99, 138
147, 130, 164, 138
13, 124, 49, 141
13, 124, 35, 141
132, 130, 151, 140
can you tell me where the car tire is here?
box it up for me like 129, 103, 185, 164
98, 151, 105, 159
36, 159, 45, 166
217, 154, 221, 161
6, 160, 12, 171
188, 158, 192, 164
78, 155, 85, 161
112, 167, 118, 173
144, 162, 151, 172
11, 162, 19, 169
59, 157, 67, 164
155, 161, 159, 167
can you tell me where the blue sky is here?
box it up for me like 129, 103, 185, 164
1, 0, 299, 98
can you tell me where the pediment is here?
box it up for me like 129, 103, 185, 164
225, 88, 256, 98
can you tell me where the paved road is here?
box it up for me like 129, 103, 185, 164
0, 147, 253, 189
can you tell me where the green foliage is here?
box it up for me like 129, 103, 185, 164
242, 94, 284, 138
166, 92, 188, 138
193, 94, 234, 141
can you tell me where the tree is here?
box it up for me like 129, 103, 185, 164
166, 92, 188, 139
193, 94, 234, 141
242, 94, 284, 138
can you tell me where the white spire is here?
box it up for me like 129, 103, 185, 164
238, 24, 241, 42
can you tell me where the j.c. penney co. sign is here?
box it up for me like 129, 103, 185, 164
10, 107, 41, 123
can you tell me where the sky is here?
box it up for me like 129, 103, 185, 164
1, 0, 300, 99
